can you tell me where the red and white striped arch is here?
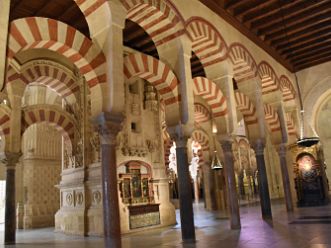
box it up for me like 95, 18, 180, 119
257, 61, 279, 94
235, 91, 258, 125
263, 103, 281, 132
6, 65, 29, 86
0, 106, 11, 139
194, 103, 210, 124
74, 0, 107, 18
193, 77, 227, 118
124, 52, 180, 106
186, 17, 228, 68
286, 112, 297, 137
228, 43, 257, 83
16, 63, 79, 103
279, 75, 296, 102
191, 129, 210, 152
22, 105, 76, 145
7, 17, 106, 115
121, 0, 184, 47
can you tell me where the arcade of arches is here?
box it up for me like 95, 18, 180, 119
0, 0, 330, 247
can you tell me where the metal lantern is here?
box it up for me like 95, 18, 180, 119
211, 150, 223, 170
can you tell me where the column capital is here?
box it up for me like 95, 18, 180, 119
277, 143, 288, 157
1, 151, 21, 168
93, 112, 123, 145
168, 124, 192, 148
219, 139, 233, 153
253, 139, 265, 156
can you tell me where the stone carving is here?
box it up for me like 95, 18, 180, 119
92, 191, 102, 205
131, 94, 140, 115
90, 132, 101, 163
66, 193, 73, 206
121, 146, 148, 157
145, 85, 158, 112
76, 192, 84, 206
146, 139, 157, 153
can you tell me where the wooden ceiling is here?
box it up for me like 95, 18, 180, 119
10, 0, 90, 38
199, 0, 331, 72
123, 20, 206, 78
123, 20, 159, 59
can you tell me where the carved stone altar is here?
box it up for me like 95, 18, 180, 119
128, 204, 160, 229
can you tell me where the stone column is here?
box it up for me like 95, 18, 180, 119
278, 144, 293, 212
3, 152, 20, 245
220, 139, 241, 229
96, 113, 123, 248
174, 136, 196, 243
253, 139, 272, 219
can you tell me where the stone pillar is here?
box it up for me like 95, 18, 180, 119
220, 139, 241, 229
174, 136, 196, 243
278, 144, 293, 212
3, 152, 20, 245
96, 113, 123, 248
253, 139, 272, 219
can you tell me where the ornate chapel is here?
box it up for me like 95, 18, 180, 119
0, 0, 330, 247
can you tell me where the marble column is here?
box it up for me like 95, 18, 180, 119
278, 144, 293, 212
175, 136, 196, 243
97, 113, 123, 248
3, 152, 20, 245
220, 139, 241, 229
254, 139, 272, 219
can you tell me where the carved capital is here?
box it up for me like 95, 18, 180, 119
167, 124, 191, 148
253, 139, 265, 156
1, 151, 21, 168
220, 139, 233, 154
93, 112, 124, 145
278, 143, 287, 157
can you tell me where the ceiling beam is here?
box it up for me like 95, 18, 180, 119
224, 0, 246, 10
273, 26, 331, 49
243, 1, 297, 26
264, 16, 331, 42
199, 0, 294, 72
292, 49, 331, 66
295, 55, 331, 71
234, 0, 277, 20
251, 1, 320, 32
284, 37, 331, 59
258, 3, 331, 37
277, 31, 331, 56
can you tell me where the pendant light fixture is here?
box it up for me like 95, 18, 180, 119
211, 150, 223, 170
279, 1, 319, 147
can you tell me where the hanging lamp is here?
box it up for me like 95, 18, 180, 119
278, 1, 319, 147
211, 150, 223, 170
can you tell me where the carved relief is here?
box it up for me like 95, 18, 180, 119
90, 132, 101, 163
66, 193, 73, 206
131, 94, 140, 115
92, 191, 102, 205
76, 192, 84, 206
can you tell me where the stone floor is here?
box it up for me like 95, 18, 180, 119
2, 200, 331, 247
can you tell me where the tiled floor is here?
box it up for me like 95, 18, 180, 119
2, 200, 331, 247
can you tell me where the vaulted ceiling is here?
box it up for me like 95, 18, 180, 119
199, 0, 331, 72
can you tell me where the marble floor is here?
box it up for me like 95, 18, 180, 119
2, 200, 331, 247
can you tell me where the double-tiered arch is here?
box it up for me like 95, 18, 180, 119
124, 52, 180, 125
7, 17, 107, 117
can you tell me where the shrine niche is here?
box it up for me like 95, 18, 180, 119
232, 138, 258, 201
118, 161, 160, 229
291, 144, 329, 207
